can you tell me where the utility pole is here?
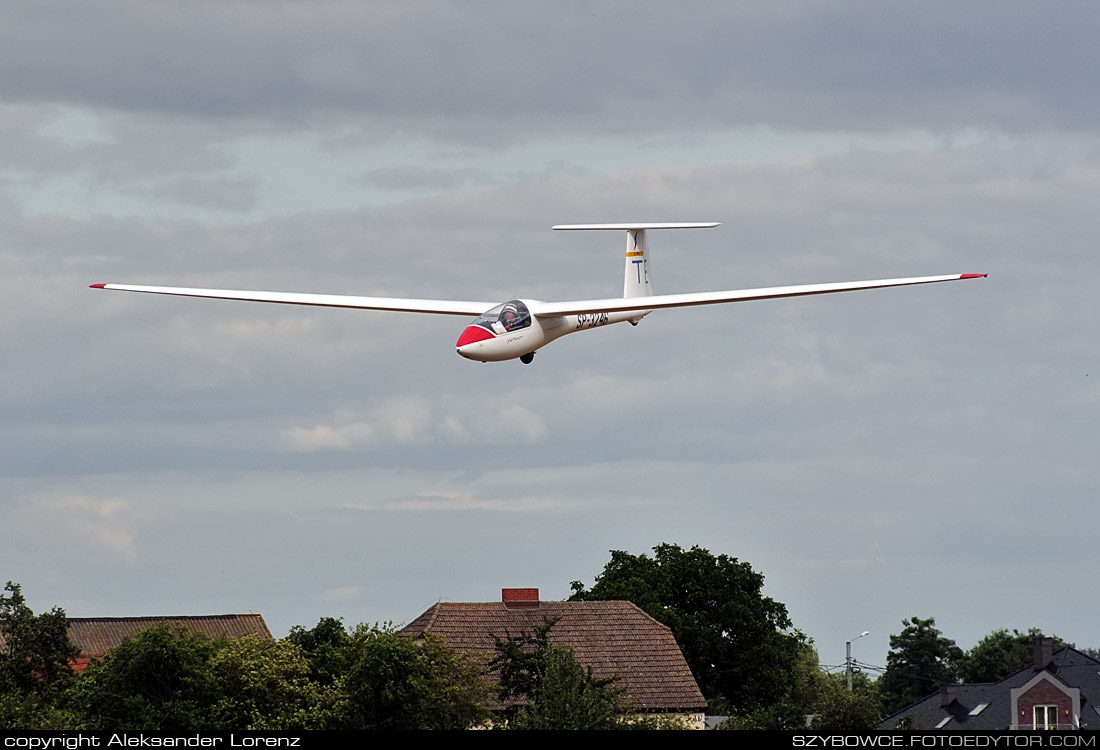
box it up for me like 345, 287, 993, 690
846, 631, 869, 691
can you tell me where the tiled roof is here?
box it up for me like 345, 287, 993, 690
1, 614, 272, 673
66, 615, 272, 655
400, 600, 706, 712
18, 615, 272, 659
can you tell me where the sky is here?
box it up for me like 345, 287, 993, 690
2, 0, 1098, 679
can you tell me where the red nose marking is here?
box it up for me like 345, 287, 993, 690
456, 325, 495, 348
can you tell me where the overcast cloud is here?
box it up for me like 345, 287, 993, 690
2, 1, 1098, 677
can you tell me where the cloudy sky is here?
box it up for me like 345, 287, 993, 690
3, 1, 1098, 677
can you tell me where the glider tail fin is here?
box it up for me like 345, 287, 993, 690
551, 222, 720, 303
624, 228, 652, 299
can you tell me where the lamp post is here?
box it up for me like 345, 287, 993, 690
846, 631, 870, 691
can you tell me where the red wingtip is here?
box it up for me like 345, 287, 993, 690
960, 274, 987, 279
89, 283, 107, 288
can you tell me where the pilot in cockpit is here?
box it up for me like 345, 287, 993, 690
490, 304, 523, 334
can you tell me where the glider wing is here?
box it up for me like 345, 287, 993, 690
89, 283, 494, 317
533, 273, 987, 317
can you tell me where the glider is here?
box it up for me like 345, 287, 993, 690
91, 223, 985, 364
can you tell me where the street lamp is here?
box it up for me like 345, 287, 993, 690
846, 631, 870, 691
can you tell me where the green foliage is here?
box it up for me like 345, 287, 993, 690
63, 617, 488, 731
286, 616, 353, 687
490, 620, 623, 730
210, 635, 335, 730
0, 690, 83, 730
340, 623, 489, 730
69, 617, 487, 731
0, 582, 81, 729
719, 705, 805, 730
490, 620, 621, 729
72, 623, 223, 731
570, 543, 804, 713
719, 643, 818, 729
879, 616, 964, 716
0, 588, 497, 731
718, 645, 879, 731
0, 581, 78, 694
960, 628, 1071, 683
511, 643, 622, 730
810, 674, 882, 731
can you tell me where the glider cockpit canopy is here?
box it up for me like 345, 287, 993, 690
471, 300, 532, 335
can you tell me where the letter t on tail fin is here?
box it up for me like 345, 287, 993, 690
624, 228, 652, 299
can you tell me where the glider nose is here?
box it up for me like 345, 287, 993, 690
456, 325, 494, 358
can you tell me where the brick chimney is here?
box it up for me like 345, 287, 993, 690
1033, 637, 1054, 669
502, 588, 539, 609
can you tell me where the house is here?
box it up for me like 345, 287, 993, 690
63, 615, 271, 672
400, 587, 707, 727
881, 639, 1100, 730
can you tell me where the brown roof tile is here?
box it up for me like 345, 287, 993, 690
400, 600, 705, 712
0, 614, 273, 674
65, 614, 272, 656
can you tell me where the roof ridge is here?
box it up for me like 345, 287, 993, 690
423, 602, 444, 631
1057, 645, 1100, 665
68, 614, 260, 621
601, 600, 676, 635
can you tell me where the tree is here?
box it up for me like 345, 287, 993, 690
0, 581, 78, 693
490, 620, 623, 730
73, 618, 487, 731
718, 642, 820, 730
340, 624, 489, 730
209, 635, 334, 730
72, 623, 223, 731
286, 616, 353, 687
0, 582, 81, 729
960, 628, 1071, 683
811, 673, 882, 731
879, 616, 963, 715
570, 543, 804, 713
718, 644, 879, 731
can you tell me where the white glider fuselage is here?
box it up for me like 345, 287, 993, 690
455, 301, 644, 362
455, 223, 669, 362
90, 222, 986, 365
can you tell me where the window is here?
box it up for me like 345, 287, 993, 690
1034, 705, 1058, 730
969, 703, 988, 716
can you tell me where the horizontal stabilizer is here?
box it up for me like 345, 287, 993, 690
552, 223, 719, 231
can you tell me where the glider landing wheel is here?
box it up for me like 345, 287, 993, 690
520, 352, 535, 365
